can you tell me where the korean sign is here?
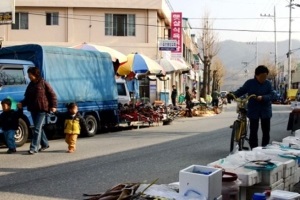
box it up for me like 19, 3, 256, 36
159, 39, 177, 51
171, 12, 182, 53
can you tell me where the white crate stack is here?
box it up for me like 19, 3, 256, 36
252, 145, 298, 192
207, 159, 262, 187
206, 147, 300, 199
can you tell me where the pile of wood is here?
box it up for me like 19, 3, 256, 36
178, 105, 221, 117
83, 179, 168, 200
83, 183, 140, 200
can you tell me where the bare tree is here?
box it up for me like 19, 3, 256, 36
211, 57, 226, 91
261, 55, 278, 89
198, 12, 219, 98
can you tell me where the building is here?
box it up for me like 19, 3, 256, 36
0, 0, 200, 104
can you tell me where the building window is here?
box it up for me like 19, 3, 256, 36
105, 14, 135, 36
46, 12, 59, 25
11, 12, 28, 30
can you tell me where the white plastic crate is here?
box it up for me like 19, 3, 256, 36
179, 165, 222, 200
207, 160, 261, 187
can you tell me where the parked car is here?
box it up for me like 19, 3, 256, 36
271, 90, 284, 104
220, 91, 228, 98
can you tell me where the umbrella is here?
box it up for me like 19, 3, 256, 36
117, 53, 165, 76
70, 43, 127, 64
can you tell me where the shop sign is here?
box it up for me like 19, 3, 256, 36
159, 39, 177, 51
171, 12, 182, 53
0, 0, 15, 24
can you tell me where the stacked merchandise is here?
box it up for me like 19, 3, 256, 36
207, 150, 299, 199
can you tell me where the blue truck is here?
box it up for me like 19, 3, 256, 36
0, 44, 120, 146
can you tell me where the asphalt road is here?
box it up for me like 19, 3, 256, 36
0, 103, 292, 200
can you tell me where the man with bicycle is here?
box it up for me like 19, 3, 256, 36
229, 65, 273, 149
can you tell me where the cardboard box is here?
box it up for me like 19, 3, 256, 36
179, 165, 222, 200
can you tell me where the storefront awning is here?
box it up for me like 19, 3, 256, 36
188, 70, 195, 80
170, 59, 190, 71
158, 58, 190, 73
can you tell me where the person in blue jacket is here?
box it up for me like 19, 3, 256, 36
232, 65, 273, 149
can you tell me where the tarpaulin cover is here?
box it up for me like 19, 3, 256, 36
0, 44, 118, 103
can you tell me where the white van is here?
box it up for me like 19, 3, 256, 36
116, 78, 131, 105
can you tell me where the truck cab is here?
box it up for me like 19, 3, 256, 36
116, 78, 130, 105
0, 59, 34, 146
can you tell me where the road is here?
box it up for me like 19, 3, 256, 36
0, 103, 291, 200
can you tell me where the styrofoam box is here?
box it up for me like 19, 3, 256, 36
179, 165, 222, 200
270, 156, 297, 178
284, 175, 294, 192
282, 136, 300, 145
258, 161, 283, 185
295, 167, 300, 183
253, 147, 297, 178
207, 160, 261, 187
291, 101, 300, 109
240, 179, 284, 200
296, 130, 300, 138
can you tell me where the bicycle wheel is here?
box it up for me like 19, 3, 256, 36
230, 120, 242, 153
240, 120, 251, 150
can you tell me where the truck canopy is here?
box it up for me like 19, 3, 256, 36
0, 44, 118, 103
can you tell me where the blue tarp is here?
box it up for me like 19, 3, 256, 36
0, 44, 118, 103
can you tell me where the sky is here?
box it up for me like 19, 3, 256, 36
169, 0, 300, 43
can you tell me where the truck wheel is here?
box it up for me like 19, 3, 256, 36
15, 119, 29, 147
85, 115, 98, 137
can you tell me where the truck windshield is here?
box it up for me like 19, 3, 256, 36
0, 64, 26, 86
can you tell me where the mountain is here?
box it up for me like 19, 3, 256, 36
217, 39, 300, 91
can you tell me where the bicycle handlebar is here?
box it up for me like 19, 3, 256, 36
228, 93, 256, 103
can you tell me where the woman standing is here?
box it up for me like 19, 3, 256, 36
17, 67, 57, 154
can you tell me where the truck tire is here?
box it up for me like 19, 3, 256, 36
84, 115, 97, 137
15, 118, 29, 147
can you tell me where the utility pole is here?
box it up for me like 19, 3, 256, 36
246, 40, 258, 67
260, 6, 277, 89
287, 0, 293, 90
287, 0, 300, 90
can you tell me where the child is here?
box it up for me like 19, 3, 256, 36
0, 98, 23, 154
57, 103, 88, 153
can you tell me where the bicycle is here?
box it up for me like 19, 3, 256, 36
229, 93, 256, 153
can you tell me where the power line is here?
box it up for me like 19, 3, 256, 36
23, 12, 300, 34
